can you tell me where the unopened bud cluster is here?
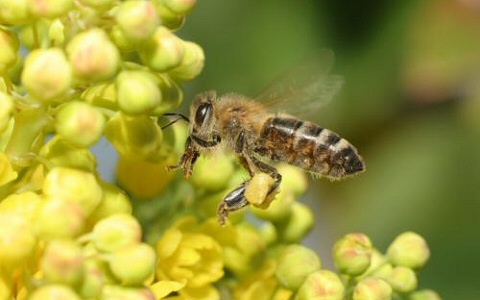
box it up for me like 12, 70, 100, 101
0, 0, 200, 298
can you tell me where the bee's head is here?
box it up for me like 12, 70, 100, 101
190, 91, 217, 134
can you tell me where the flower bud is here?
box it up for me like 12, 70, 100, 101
353, 278, 392, 300
116, 70, 162, 115
49, 19, 66, 45
386, 231, 430, 269
41, 240, 84, 286
29, 285, 80, 300
154, 3, 185, 30
39, 136, 97, 171
386, 266, 417, 293
81, 81, 117, 110
21, 48, 72, 101
104, 113, 163, 159
91, 213, 142, 253
101, 285, 156, 300
161, 0, 197, 14
77, 0, 115, 9
34, 197, 86, 239
107, 243, 156, 285
190, 155, 235, 191
55, 101, 106, 148
276, 244, 321, 290
0, 28, 19, 73
0, 0, 31, 25
169, 41, 204, 81
139, 26, 185, 72
116, 0, 159, 42
88, 181, 132, 224
151, 73, 184, 115
43, 167, 103, 216
280, 202, 314, 243
0, 212, 36, 267
66, 29, 120, 81
109, 25, 136, 52
409, 289, 442, 300
295, 270, 344, 300
78, 258, 105, 299
333, 233, 373, 276
0, 152, 17, 186
277, 164, 308, 195
28, 0, 73, 18
0, 191, 42, 221
250, 189, 294, 222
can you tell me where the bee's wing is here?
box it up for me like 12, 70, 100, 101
253, 49, 344, 121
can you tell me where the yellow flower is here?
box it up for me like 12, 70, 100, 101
155, 217, 224, 298
0, 152, 17, 186
234, 260, 292, 300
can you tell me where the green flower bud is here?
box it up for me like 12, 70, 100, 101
55, 101, 106, 148
169, 41, 204, 81
41, 240, 84, 286
353, 278, 392, 300
386, 266, 417, 293
0, 91, 14, 133
116, 70, 162, 115
107, 243, 156, 285
29, 284, 81, 300
386, 232, 430, 269
139, 26, 185, 72
66, 29, 120, 82
91, 213, 142, 253
21, 48, 72, 101
151, 73, 184, 115
277, 164, 308, 195
161, 0, 196, 14
28, 0, 73, 18
280, 202, 314, 243
104, 113, 163, 159
82, 81, 117, 110
276, 244, 321, 291
0, 191, 42, 222
78, 258, 105, 299
0, 0, 31, 25
190, 155, 235, 191
101, 285, 156, 300
0, 28, 19, 74
49, 19, 66, 45
333, 233, 373, 276
409, 289, 442, 300
116, 0, 159, 43
88, 181, 132, 225
0, 212, 36, 267
295, 270, 344, 300
109, 25, 136, 52
40, 136, 97, 171
34, 197, 86, 239
154, 2, 185, 30
77, 0, 115, 9
43, 166, 103, 216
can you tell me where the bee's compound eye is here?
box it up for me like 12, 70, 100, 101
195, 102, 212, 125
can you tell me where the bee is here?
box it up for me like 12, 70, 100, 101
164, 51, 365, 224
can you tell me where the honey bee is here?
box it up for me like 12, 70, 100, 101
164, 52, 365, 224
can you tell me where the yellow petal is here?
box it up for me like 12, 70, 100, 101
150, 280, 185, 299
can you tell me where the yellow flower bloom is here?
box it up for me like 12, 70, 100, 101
0, 152, 17, 186
155, 217, 224, 298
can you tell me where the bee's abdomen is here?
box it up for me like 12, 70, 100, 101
256, 117, 364, 178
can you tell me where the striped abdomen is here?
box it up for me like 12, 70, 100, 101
255, 117, 364, 179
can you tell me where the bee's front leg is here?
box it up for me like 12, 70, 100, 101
168, 136, 200, 178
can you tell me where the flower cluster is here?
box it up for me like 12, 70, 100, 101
0, 0, 201, 298
0, 0, 442, 299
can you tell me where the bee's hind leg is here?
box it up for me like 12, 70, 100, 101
217, 182, 249, 226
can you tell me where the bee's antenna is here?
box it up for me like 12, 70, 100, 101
161, 113, 190, 130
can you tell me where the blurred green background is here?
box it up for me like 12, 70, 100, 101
176, 0, 480, 298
